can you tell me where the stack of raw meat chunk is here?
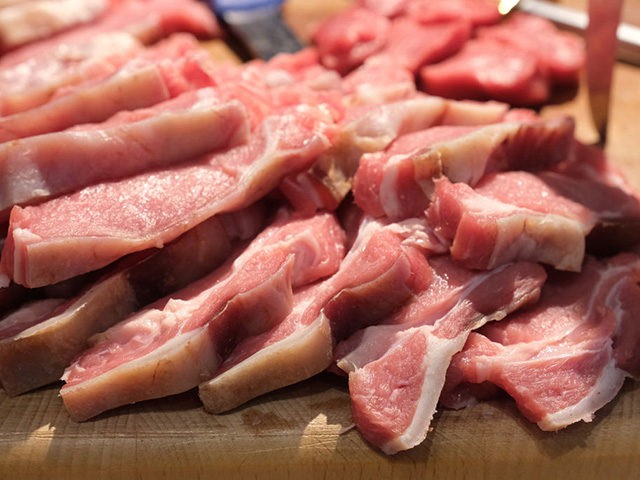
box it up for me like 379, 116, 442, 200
0, 0, 639, 455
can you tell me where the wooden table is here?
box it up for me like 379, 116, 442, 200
1, 1, 639, 478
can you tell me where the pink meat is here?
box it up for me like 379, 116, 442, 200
312, 6, 391, 75
353, 116, 575, 219
0, 0, 108, 53
0, 205, 265, 396
0, 105, 336, 288
280, 94, 451, 214
0, 31, 143, 115
341, 59, 416, 105
442, 254, 640, 430
426, 173, 597, 271
198, 217, 432, 413
60, 211, 346, 421
0, 0, 219, 69
369, 17, 471, 73
419, 37, 550, 106
335, 257, 546, 454
0, 88, 249, 219
477, 12, 585, 86
0, 298, 65, 341
405, 0, 502, 27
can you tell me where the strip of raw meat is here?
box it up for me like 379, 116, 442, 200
0, 88, 249, 219
476, 12, 585, 86
198, 217, 433, 413
280, 94, 449, 214
368, 17, 471, 74
419, 37, 550, 106
0, 0, 108, 53
0, 298, 65, 341
0, 33, 219, 142
0, 104, 336, 288
312, 6, 391, 75
0, 204, 265, 396
280, 94, 511, 215
60, 211, 346, 421
354, 116, 575, 219
341, 58, 416, 105
426, 173, 597, 271
405, 0, 502, 27
0, 31, 143, 115
0, 0, 219, 69
336, 256, 546, 454
441, 254, 640, 430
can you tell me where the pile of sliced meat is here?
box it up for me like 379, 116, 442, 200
1, 0, 639, 456
313, 0, 585, 105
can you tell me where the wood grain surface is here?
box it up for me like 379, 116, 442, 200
1, 1, 640, 479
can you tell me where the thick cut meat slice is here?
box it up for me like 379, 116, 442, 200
280, 94, 449, 214
312, 6, 391, 75
426, 172, 598, 271
0, 88, 249, 219
353, 116, 575, 219
419, 37, 550, 106
60, 211, 346, 421
335, 257, 546, 454
0, 33, 218, 142
198, 217, 432, 413
442, 254, 640, 430
0, 105, 335, 288
0, 31, 143, 115
369, 18, 471, 73
0, 0, 108, 52
0, 298, 65, 341
0, 205, 265, 396
476, 12, 585, 86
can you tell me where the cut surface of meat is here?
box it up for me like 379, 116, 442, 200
368, 18, 471, 74
335, 256, 546, 454
0, 0, 108, 53
312, 6, 391, 75
442, 254, 640, 430
419, 37, 550, 106
60, 211, 346, 421
426, 172, 598, 271
0, 104, 336, 287
198, 217, 432, 413
0, 205, 265, 396
405, 0, 502, 27
476, 12, 585, 86
0, 88, 248, 219
353, 116, 575, 220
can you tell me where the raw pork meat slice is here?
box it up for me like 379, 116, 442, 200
0, 0, 219, 69
0, 33, 218, 142
0, 205, 265, 396
419, 37, 550, 106
0, 104, 335, 288
426, 172, 598, 271
0, 0, 108, 52
335, 257, 546, 454
476, 12, 585, 86
60, 211, 346, 421
353, 116, 575, 219
0, 88, 249, 219
0, 298, 66, 341
198, 217, 433, 413
0, 31, 143, 115
441, 254, 640, 430
312, 7, 391, 75
368, 18, 471, 74
280, 94, 449, 214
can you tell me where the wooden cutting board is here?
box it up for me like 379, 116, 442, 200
1, 1, 640, 478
